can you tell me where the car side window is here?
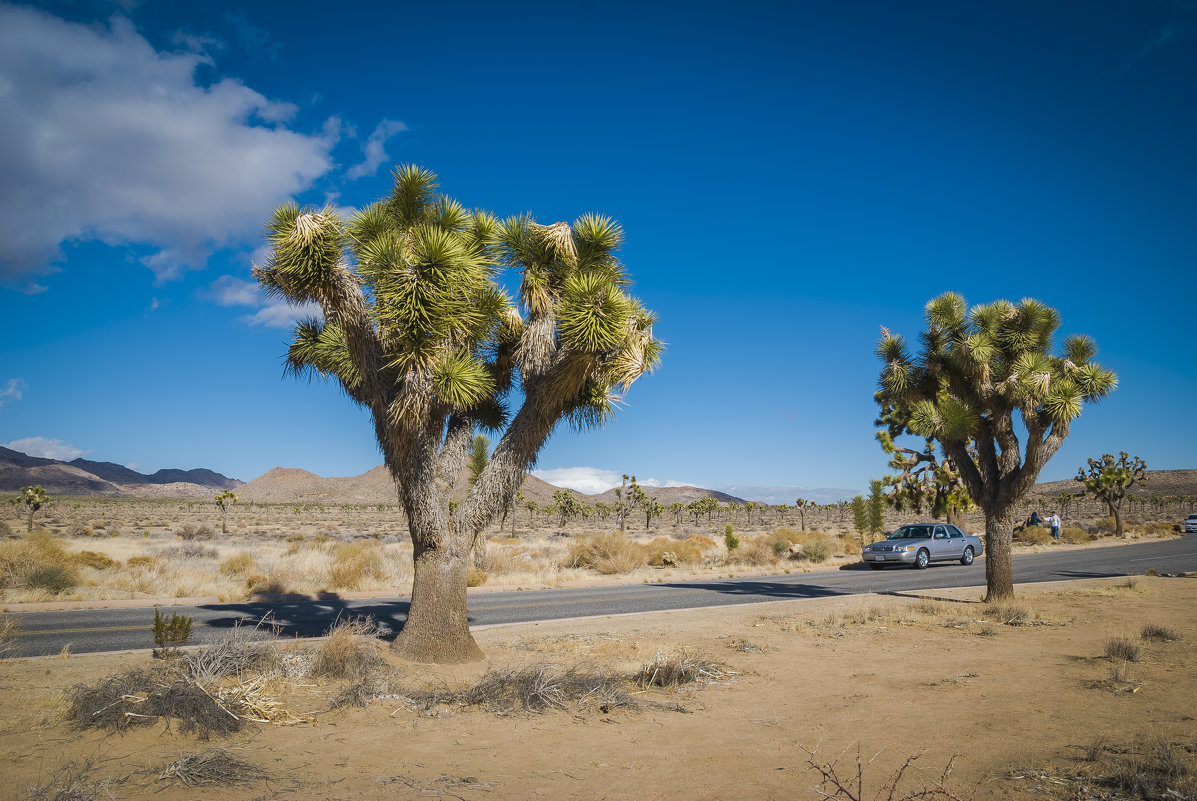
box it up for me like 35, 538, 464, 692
948, 526, 963, 538
934, 526, 946, 539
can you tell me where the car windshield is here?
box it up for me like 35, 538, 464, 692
890, 526, 933, 539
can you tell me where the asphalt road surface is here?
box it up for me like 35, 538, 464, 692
6, 535, 1195, 658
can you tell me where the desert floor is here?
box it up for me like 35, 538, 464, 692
2, 573, 1195, 800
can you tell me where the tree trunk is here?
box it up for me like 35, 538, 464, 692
472, 528, 487, 570
1112, 502, 1126, 539
27, 508, 34, 533
983, 509, 1015, 602
393, 540, 483, 663
947, 508, 963, 528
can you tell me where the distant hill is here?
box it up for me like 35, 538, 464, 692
0, 446, 242, 498
235, 464, 746, 507
1029, 469, 1197, 501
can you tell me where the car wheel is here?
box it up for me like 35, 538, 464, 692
914, 549, 929, 569
869, 563, 883, 570
960, 547, 974, 566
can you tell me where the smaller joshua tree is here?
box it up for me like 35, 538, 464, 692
10, 485, 49, 533
1076, 452, 1147, 538
214, 490, 238, 534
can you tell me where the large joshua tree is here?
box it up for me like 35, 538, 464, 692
1076, 452, 1147, 538
255, 166, 660, 663
876, 293, 1116, 601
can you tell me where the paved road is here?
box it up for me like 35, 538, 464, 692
6, 535, 1195, 658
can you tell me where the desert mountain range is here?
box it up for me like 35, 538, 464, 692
0, 446, 745, 506
4, 445, 1192, 507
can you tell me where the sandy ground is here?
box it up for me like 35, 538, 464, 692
2, 574, 1195, 800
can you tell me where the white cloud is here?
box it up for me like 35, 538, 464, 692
346, 119, 409, 180
717, 485, 860, 505
640, 478, 690, 488
0, 378, 26, 408
531, 466, 623, 495
0, 5, 338, 291
241, 300, 322, 328
4, 436, 89, 461
207, 275, 261, 307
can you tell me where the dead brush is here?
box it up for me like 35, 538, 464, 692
1103, 636, 1141, 663
637, 650, 730, 688
66, 667, 242, 739
25, 756, 114, 801
1095, 739, 1196, 799
565, 532, 647, 575
311, 616, 387, 680
401, 664, 635, 715
980, 602, 1062, 627
800, 742, 972, 801
158, 748, 270, 787
185, 618, 281, 682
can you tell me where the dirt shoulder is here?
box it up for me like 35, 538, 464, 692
2, 574, 1195, 800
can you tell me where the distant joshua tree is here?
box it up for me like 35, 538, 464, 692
1076, 452, 1148, 538
253, 166, 660, 663
214, 490, 238, 534
876, 293, 1116, 601
794, 498, 813, 531
553, 489, 584, 527
10, 485, 49, 533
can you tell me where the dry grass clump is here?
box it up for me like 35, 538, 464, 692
1061, 527, 1092, 544
566, 533, 648, 574
1015, 526, 1053, 545
177, 524, 216, 541
158, 748, 270, 787
244, 573, 288, 596
311, 616, 388, 681
637, 650, 730, 688
0, 614, 19, 658
126, 555, 157, 568
643, 536, 705, 566
218, 552, 257, 577
1104, 636, 1141, 663
1141, 623, 1181, 642
981, 601, 1061, 627
73, 550, 118, 570
66, 667, 242, 739
0, 531, 79, 595
327, 541, 385, 589
1071, 739, 1197, 800
466, 567, 489, 586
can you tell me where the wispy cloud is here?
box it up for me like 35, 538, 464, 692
346, 119, 409, 180
241, 301, 323, 328
206, 275, 261, 307
716, 485, 860, 505
531, 466, 694, 495
0, 5, 338, 291
4, 436, 88, 461
0, 378, 27, 408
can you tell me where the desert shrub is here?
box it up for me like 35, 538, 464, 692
1104, 636, 1141, 662
0, 520, 11, 537
403, 665, 634, 715
177, 524, 216, 541
245, 574, 287, 596
219, 552, 257, 577
74, 550, 118, 570
1095, 739, 1195, 799
796, 538, 836, 563
644, 536, 704, 566
724, 524, 740, 551
1135, 521, 1177, 537
66, 522, 93, 537
312, 617, 387, 680
566, 533, 647, 575
764, 530, 796, 556
467, 568, 489, 586
1014, 526, 1052, 545
127, 555, 159, 568
26, 564, 77, 594
327, 541, 384, 589
1091, 516, 1118, 535
837, 534, 862, 556
1141, 624, 1180, 642
186, 620, 281, 681
153, 608, 194, 659
157, 543, 218, 560
1061, 527, 1091, 544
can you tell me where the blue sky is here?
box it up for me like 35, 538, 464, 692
2, 0, 1194, 504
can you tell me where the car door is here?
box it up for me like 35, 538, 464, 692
932, 525, 952, 560
945, 525, 966, 558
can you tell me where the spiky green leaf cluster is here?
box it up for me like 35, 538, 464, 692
255, 165, 659, 436
878, 293, 1117, 442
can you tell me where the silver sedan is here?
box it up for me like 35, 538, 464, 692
861, 523, 984, 569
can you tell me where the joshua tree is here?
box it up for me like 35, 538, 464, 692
644, 496, 663, 530
794, 498, 813, 531
867, 479, 887, 538
876, 293, 1116, 601
553, 489, 584, 528
1076, 452, 1148, 538
466, 433, 490, 568
213, 490, 238, 534
10, 485, 49, 533
506, 488, 524, 536
876, 414, 975, 526
669, 501, 685, 525
254, 166, 660, 662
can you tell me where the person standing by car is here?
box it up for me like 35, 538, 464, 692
1047, 511, 1061, 541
